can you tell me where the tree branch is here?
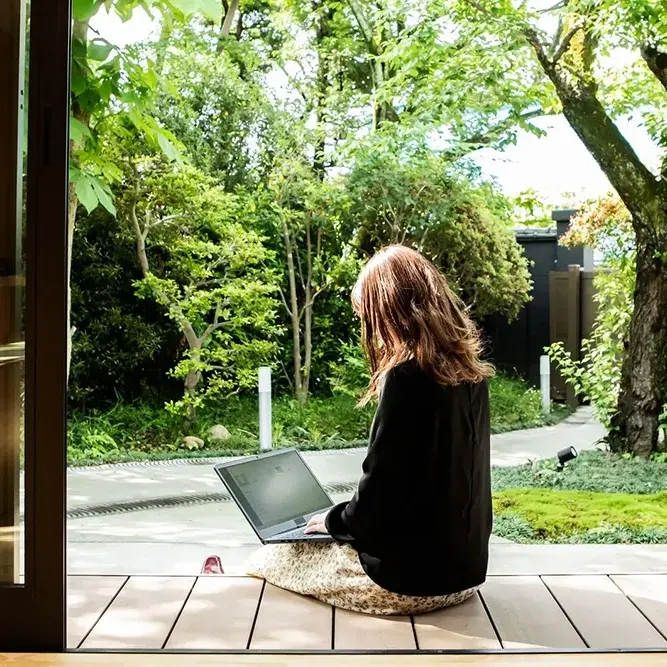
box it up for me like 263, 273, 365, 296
220, 0, 239, 38
194, 278, 225, 289
200, 307, 225, 343
346, 0, 376, 53
460, 108, 545, 149
552, 20, 585, 66
641, 44, 667, 93
276, 286, 293, 318
465, 0, 660, 230
539, 1, 568, 13
461, 0, 495, 19
277, 62, 310, 106
151, 213, 189, 229
524, 26, 556, 75
129, 193, 150, 277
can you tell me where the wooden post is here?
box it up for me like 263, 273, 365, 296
566, 264, 581, 409
0, 0, 25, 584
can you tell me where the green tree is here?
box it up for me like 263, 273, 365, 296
150, 19, 281, 188
70, 205, 182, 408
439, 0, 667, 456
266, 157, 358, 403
116, 149, 279, 420
68, 0, 225, 379
347, 148, 533, 320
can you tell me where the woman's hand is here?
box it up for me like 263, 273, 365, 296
304, 512, 329, 535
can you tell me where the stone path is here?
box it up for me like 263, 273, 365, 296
64, 407, 606, 574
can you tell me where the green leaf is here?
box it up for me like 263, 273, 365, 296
69, 165, 81, 183
70, 66, 88, 96
169, 0, 221, 20
76, 88, 102, 113
144, 61, 159, 89
98, 78, 115, 102
156, 132, 180, 162
70, 117, 93, 144
90, 177, 117, 216
71, 37, 87, 61
72, 0, 99, 21
99, 55, 121, 73
88, 39, 114, 62
198, 0, 221, 20
75, 175, 98, 214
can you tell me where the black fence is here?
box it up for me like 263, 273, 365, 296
481, 210, 594, 388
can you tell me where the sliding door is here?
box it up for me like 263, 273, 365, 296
0, 0, 70, 650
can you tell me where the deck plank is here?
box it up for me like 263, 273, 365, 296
544, 575, 667, 649
334, 609, 415, 650
67, 576, 127, 648
80, 576, 195, 649
612, 575, 667, 640
249, 584, 332, 650
413, 592, 501, 649
166, 577, 263, 649
480, 575, 584, 649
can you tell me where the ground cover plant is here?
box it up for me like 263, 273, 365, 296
492, 450, 667, 544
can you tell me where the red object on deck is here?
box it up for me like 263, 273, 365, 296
201, 555, 225, 575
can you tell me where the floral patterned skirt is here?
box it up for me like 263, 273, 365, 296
246, 542, 477, 616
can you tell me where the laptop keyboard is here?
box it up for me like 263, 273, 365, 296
277, 526, 309, 540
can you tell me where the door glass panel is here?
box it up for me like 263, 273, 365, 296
0, 0, 28, 585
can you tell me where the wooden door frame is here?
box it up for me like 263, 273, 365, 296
0, 0, 70, 651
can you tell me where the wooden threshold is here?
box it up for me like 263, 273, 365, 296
1, 652, 667, 666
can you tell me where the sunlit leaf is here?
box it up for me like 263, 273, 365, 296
156, 131, 181, 162
90, 177, 117, 216
88, 39, 114, 62
70, 67, 87, 95
169, 0, 221, 20
70, 117, 93, 144
72, 0, 99, 21
75, 175, 98, 213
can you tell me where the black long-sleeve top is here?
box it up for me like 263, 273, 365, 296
325, 359, 492, 596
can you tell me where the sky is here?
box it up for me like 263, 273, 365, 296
92, 9, 662, 208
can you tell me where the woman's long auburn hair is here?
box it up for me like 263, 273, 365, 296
352, 245, 494, 404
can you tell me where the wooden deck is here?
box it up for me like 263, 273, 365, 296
67, 574, 667, 652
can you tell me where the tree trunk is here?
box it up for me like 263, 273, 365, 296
556, 90, 666, 455
610, 220, 667, 457
282, 217, 302, 398
313, 0, 333, 179
524, 26, 666, 455
217, 0, 240, 54
184, 344, 202, 422
300, 223, 314, 404
66, 183, 77, 382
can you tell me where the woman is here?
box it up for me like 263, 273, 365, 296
247, 245, 493, 615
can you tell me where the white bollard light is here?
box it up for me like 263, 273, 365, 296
258, 366, 272, 451
540, 355, 551, 415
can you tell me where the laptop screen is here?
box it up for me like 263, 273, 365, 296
217, 451, 332, 530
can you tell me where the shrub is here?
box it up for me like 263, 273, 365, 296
67, 373, 568, 464
548, 195, 667, 439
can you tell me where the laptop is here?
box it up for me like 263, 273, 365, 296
214, 449, 335, 543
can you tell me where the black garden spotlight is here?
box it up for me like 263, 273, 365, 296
556, 446, 578, 471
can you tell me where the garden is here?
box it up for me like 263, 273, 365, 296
67, 0, 667, 544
